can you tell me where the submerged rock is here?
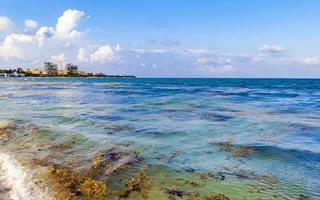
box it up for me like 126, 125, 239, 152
0, 120, 13, 129
0, 120, 15, 143
299, 194, 314, 200
184, 167, 196, 173
166, 187, 185, 198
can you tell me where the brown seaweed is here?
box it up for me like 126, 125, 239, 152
218, 141, 255, 157
32, 159, 48, 166
78, 178, 107, 200
46, 165, 78, 200
118, 168, 151, 199
205, 193, 230, 200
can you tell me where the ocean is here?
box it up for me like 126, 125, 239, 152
0, 78, 319, 200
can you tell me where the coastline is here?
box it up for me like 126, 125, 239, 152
0, 74, 136, 78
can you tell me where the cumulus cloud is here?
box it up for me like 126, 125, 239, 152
0, 9, 87, 63
302, 56, 320, 65
0, 33, 34, 59
77, 44, 121, 64
259, 44, 287, 53
51, 53, 65, 63
24, 19, 38, 33
35, 26, 54, 46
55, 9, 85, 40
90, 45, 115, 63
0, 16, 18, 33
77, 48, 89, 62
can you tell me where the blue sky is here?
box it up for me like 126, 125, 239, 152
0, 0, 320, 77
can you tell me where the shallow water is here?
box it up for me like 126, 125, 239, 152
0, 78, 320, 200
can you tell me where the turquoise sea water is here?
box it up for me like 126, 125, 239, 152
0, 78, 320, 199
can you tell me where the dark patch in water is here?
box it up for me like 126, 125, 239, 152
215, 107, 241, 113
299, 194, 314, 200
183, 167, 195, 173
101, 149, 120, 163
104, 124, 134, 135
95, 115, 125, 121
201, 113, 234, 122
165, 188, 185, 198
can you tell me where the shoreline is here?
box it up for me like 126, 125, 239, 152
0, 75, 136, 78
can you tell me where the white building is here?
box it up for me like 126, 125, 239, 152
65, 63, 79, 74
43, 62, 58, 75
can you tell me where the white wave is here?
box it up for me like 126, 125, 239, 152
0, 152, 53, 200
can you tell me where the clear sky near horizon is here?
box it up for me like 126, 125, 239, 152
0, 0, 320, 77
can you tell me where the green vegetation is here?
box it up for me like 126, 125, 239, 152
0, 67, 136, 77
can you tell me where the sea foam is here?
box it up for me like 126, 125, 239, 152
0, 152, 53, 200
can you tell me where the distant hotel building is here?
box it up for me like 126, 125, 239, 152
43, 62, 79, 75
43, 62, 58, 75
65, 63, 79, 74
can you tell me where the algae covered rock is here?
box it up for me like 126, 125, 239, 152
78, 178, 107, 200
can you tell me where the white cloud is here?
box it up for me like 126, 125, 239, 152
51, 53, 65, 62
203, 64, 236, 73
302, 56, 320, 65
77, 48, 89, 62
150, 49, 168, 54
0, 9, 86, 63
24, 19, 38, 33
34, 9, 85, 46
183, 48, 208, 55
259, 44, 287, 53
55, 9, 85, 40
77, 44, 121, 63
131, 49, 145, 54
90, 45, 116, 63
35, 26, 55, 46
130, 48, 168, 54
4, 33, 33, 44
115, 44, 121, 52
196, 56, 231, 66
0, 16, 18, 33
0, 33, 34, 59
